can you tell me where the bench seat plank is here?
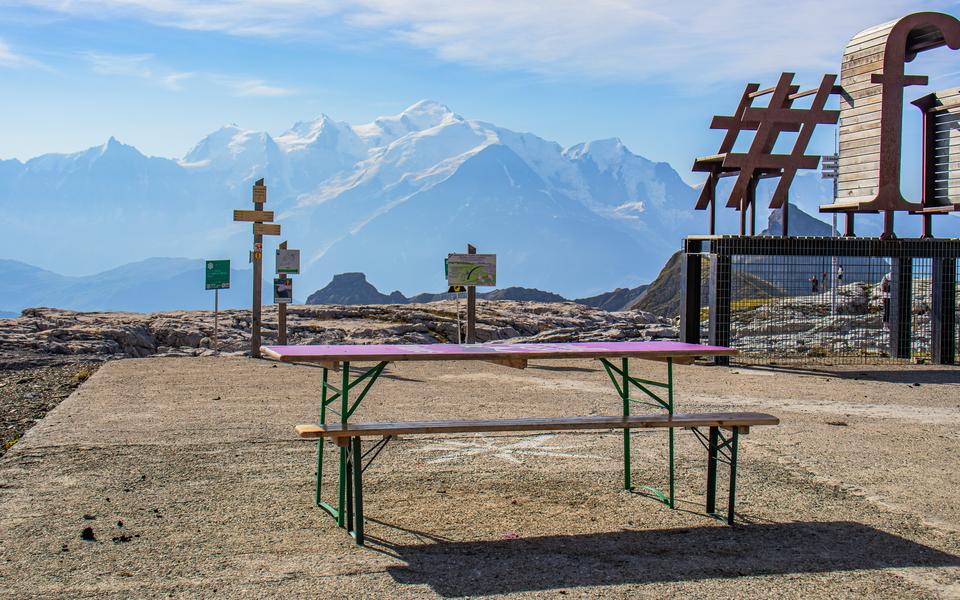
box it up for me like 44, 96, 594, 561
295, 412, 779, 439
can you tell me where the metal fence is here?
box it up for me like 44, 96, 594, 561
681, 236, 960, 365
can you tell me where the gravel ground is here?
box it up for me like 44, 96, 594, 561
0, 356, 957, 598
0, 362, 101, 456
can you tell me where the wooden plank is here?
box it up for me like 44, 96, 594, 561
484, 357, 528, 369
253, 223, 281, 236
233, 209, 274, 222
294, 412, 781, 439
260, 341, 737, 364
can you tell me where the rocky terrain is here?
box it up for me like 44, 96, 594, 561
306, 272, 621, 309
0, 362, 101, 456
0, 301, 677, 368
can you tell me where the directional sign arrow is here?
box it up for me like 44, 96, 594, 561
234, 209, 274, 222
253, 223, 281, 236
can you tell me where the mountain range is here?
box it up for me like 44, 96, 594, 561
3, 99, 948, 310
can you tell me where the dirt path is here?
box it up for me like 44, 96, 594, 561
0, 357, 957, 598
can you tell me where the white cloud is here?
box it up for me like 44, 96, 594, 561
160, 71, 194, 91
232, 79, 296, 97
16, 0, 954, 82
79, 52, 290, 96
0, 38, 46, 69
83, 51, 154, 77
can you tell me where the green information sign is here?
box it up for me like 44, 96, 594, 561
205, 260, 230, 290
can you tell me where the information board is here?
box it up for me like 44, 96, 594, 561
276, 249, 300, 274
446, 254, 496, 287
205, 260, 230, 290
274, 278, 293, 304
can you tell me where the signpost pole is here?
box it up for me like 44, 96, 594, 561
466, 243, 476, 344
278, 241, 288, 345
251, 180, 265, 358
214, 288, 219, 351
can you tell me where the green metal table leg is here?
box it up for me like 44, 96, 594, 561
316, 367, 328, 507
337, 361, 350, 528
667, 358, 674, 509
352, 436, 365, 546
727, 427, 739, 525
622, 357, 631, 491
344, 441, 354, 534
706, 426, 718, 514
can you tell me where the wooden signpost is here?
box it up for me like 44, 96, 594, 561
446, 245, 497, 344
275, 241, 299, 345
233, 179, 280, 358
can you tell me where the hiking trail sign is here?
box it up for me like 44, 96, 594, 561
205, 260, 230, 290
446, 253, 496, 287
276, 248, 300, 275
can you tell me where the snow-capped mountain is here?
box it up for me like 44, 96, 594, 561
0, 99, 886, 304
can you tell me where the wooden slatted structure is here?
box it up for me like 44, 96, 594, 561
913, 87, 960, 214
821, 12, 960, 217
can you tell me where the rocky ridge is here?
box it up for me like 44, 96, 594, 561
0, 303, 677, 368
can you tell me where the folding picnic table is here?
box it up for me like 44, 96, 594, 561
261, 341, 737, 529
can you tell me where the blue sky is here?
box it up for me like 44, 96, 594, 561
2, 0, 959, 186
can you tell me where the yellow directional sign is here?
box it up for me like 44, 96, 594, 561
253, 223, 281, 236
233, 210, 274, 222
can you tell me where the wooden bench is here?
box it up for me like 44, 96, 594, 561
296, 411, 779, 545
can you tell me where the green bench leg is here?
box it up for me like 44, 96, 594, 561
727, 428, 739, 525
701, 426, 740, 524
706, 426, 719, 514
351, 436, 364, 546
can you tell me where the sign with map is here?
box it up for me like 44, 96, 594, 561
446, 254, 496, 287
276, 248, 300, 274
205, 260, 230, 290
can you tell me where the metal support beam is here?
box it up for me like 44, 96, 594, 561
889, 257, 913, 359
708, 254, 732, 366
679, 241, 703, 344
932, 257, 957, 365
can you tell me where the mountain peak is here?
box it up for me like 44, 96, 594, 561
398, 100, 460, 130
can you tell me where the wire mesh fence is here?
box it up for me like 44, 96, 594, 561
689, 236, 960, 365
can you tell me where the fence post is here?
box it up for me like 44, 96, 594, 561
931, 257, 957, 365
889, 256, 913, 359
708, 252, 731, 366
680, 239, 702, 344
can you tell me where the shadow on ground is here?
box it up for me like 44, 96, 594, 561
735, 365, 960, 385
377, 521, 960, 597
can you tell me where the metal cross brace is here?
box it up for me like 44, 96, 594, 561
598, 357, 675, 507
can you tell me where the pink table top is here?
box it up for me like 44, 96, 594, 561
260, 341, 736, 363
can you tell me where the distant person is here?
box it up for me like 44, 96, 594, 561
810, 275, 819, 294
837, 265, 844, 286
880, 272, 891, 324
822, 271, 829, 291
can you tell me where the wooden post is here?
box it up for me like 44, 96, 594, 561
251, 179, 265, 358
233, 179, 280, 358
466, 243, 476, 344
278, 241, 288, 345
